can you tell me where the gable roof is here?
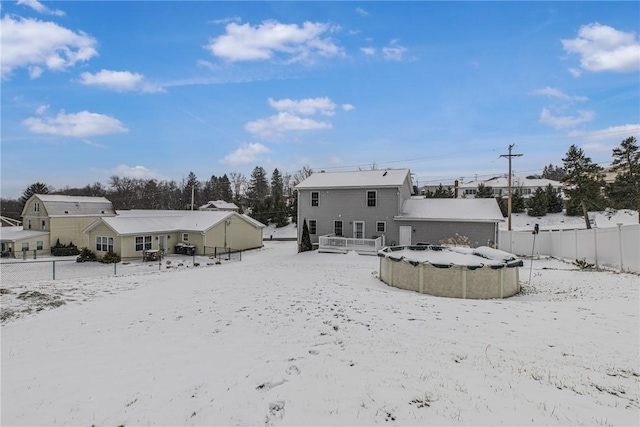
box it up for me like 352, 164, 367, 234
199, 200, 239, 210
396, 198, 505, 223
85, 210, 265, 235
23, 194, 115, 217
295, 169, 410, 190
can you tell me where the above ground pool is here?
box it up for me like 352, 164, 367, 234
378, 245, 523, 299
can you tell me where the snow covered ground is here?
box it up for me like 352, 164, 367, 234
1, 241, 638, 426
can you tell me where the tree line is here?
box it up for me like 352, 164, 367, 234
3, 137, 638, 228
1, 166, 313, 227
423, 137, 639, 227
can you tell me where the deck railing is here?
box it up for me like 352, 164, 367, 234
318, 234, 385, 255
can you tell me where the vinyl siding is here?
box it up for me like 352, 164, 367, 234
392, 220, 498, 247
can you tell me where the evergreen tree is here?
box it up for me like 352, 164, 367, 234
542, 164, 567, 181
219, 174, 233, 201
562, 145, 604, 228
203, 175, 220, 202
20, 182, 49, 205
496, 197, 508, 217
182, 172, 200, 210
247, 166, 270, 223
300, 219, 313, 252
475, 183, 494, 198
511, 189, 526, 213
270, 168, 288, 227
527, 187, 548, 217
607, 136, 640, 221
545, 184, 564, 213
426, 184, 454, 198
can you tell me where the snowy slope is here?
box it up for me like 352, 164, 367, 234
1, 241, 638, 426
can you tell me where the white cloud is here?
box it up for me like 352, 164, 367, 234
268, 97, 337, 116
112, 164, 163, 180
35, 104, 49, 115
17, 0, 65, 16
0, 15, 97, 79
383, 40, 407, 61
562, 23, 640, 73
355, 7, 369, 17
245, 112, 332, 139
205, 20, 343, 63
569, 124, 640, 142
220, 142, 270, 166
360, 47, 376, 55
539, 108, 595, 130
79, 69, 164, 93
341, 104, 355, 111
210, 16, 241, 25
531, 86, 588, 102
568, 68, 582, 77
22, 110, 128, 137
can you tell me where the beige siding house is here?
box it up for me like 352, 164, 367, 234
84, 210, 264, 260
21, 194, 116, 248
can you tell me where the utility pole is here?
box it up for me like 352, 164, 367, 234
191, 184, 195, 211
500, 144, 523, 231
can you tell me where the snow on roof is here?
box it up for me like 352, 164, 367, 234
397, 198, 504, 222
199, 200, 239, 210
0, 226, 49, 242
241, 214, 266, 229
32, 194, 115, 217
457, 176, 563, 189
91, 210, 265, 235
295, 169, 410, 189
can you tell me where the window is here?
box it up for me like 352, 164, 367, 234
309, 219, 317, 235
96, 236, 114, 252
135, 235, 152, 251
522, 188, 532, 195
34, 202, 40, 212
41, 220, 46, 230
27, 219, 32, 230
366, 190, 377, 207
22, 243, 29, 251
36, 241, 43, 250
376, 221, 386, 233
465, 189, 476, 196
334, 220, 343, 237
311, 191, 319, 207
182, 233, 189, 242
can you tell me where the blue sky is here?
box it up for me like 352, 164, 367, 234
1, 1, 639, 198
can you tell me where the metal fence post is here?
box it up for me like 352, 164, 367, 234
617, 223, 624, 272
52, 260, 56, 280
114, 262, 117, 276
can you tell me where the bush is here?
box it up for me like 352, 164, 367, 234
51, 240, 80, 256
100, 251, 121, 264
76, 247, 97, 262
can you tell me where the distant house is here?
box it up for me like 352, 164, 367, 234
0, 194, 115, 257
199, 200, 240, 212
422, 175, 565, 199
84, 210, 264, 259
295, 169, 504, 252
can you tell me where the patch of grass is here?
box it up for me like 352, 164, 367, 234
0, 288, 12, 295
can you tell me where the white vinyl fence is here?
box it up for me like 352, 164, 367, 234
498, 224, 639, 273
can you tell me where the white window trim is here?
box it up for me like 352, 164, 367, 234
96, 236, 114, 252
334, 220, 343, 237
182, 233, 189, 242
366, 190, 377, 207
308, 219, 317, 235
36, 241, 43, 250
135, 235, 152, 251
376, 221, 386, 233
311, 191, 320, 207
34, 202, 40, 212
353, 221, 365, 239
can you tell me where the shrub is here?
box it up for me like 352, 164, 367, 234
51, 240, 80, 256
76, 247, 98, 262
100, 251, 121, 264
439, 233, 474, 247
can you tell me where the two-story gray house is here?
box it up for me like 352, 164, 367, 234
295, 168, 505, 251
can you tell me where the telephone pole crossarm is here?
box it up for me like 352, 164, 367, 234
500, 144, 523, 231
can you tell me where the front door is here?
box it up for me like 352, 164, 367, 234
158, 235, 167, 251
353, 221, 365, 239
399, 226, 412, 246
